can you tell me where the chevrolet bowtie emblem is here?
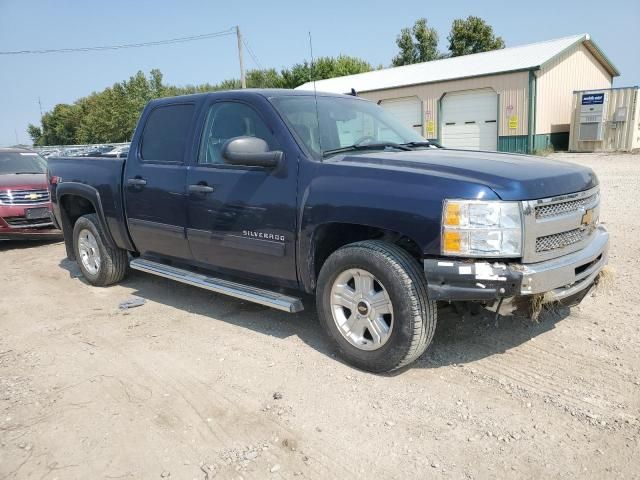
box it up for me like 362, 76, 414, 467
27, 193, 40, 200
581, 208, 595, 227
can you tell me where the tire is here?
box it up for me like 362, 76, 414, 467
316, 240, 437, 373
73, 213, 128, 286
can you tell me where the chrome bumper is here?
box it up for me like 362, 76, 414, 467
519, 225, 608, 301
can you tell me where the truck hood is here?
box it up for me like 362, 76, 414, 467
0, 173, 47, 190
332, 149, 597, 200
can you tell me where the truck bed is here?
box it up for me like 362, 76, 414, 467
47, 156, 132, 252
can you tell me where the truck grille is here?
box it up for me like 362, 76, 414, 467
535, 192, 598, 218
0, 189, 50, 205
536, 228, 584, 252
522, 186, 600, 263
3, 216, 53, 228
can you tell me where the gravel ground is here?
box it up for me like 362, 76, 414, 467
1, 152, 639, 479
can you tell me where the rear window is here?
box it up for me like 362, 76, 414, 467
140, 104, 195, 162
0, 152, 47, 175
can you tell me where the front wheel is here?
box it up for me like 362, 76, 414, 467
316, 240, 437, 373
73, 213, 128, 286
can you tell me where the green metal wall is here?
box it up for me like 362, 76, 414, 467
498, 136, 528, 154
498, 133, 569, 154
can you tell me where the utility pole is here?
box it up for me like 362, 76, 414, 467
38, 97, 43, 117
236, 25, 246, 89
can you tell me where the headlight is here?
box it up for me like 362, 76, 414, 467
442, 200, 522, 257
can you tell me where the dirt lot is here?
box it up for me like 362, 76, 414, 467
1, 152, 639, 479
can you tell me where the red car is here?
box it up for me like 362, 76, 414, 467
0, 148, 61, 240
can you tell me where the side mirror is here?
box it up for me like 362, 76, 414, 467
222, 136, 283, 168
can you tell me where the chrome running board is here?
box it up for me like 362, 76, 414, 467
129, 258, 304, 313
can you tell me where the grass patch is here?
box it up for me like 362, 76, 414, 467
594, 265, 615, 295
533, 146, 555, 157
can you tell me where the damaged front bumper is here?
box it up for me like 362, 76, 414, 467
425, 225, 609, 306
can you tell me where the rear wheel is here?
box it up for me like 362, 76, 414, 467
73, 214, 128, 286
316, 240, 437, 373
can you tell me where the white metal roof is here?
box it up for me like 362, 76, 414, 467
296, 34, 619, 94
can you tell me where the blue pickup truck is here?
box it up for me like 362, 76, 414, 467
47, 89, 608, 372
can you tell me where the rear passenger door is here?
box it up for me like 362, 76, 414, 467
124, 102, 196, 260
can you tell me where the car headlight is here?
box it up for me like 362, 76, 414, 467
442, 200, 522, 257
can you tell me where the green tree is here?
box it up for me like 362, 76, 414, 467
32, 103, 84, 145
447, 16, 505, 57
76, 71, 157, 143
281, 55, 372, 88
314, 55, 372, 79
247, 68, 285, 88
392, 18, 439, 66
27, 124, 43, 146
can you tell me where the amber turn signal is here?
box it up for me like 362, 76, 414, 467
444, 202, 460, 226
443, 230, 461, 252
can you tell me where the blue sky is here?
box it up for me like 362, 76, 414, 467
0, 0, 638, 146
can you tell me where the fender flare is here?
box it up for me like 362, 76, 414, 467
56, 182, 117, 249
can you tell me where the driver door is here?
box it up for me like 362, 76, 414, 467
185, 100, 298, 286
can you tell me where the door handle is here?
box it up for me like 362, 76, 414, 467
188, 184, 215, 194
127, 177, 147, 186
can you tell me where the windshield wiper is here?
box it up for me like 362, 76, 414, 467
14, 171, 44, 174
400, 140, 442, 148
322, 141, 412, 158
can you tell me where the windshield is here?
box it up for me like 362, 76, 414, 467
270, 95, 425, 159
0, 152, 47, 175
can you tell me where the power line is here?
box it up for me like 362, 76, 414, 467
242, 37, 263, 70
0, 28, 236, 55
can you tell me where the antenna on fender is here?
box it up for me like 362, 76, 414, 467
308, 31, 323, 160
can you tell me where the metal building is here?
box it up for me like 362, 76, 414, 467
569, 87, 639, 152
296, 34, 619, 154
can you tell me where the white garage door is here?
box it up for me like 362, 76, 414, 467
380, 97, 423, 135
441, 89, 498, 150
